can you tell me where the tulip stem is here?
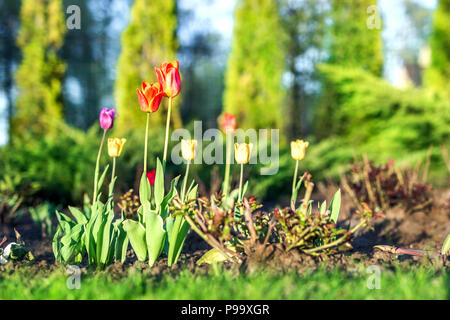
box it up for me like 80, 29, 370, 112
181, 161, 191, 203
93, 129, 107, 205
163, 97, 173, 166
292, 159, 299, 200
238, 164, 244, 202
111, 157, 116, 186
223, 136, 232, 198
144, 112, 150, 174
109, 157, 116, 199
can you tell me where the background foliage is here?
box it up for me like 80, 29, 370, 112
114, 0, 182, 134
0, 0, 449, 205
223, 0, 287, 132
11, 0, 66, 140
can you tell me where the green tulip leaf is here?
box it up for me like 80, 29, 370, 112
187, 184, 198, 201
154, 158, 165, 206
97, 164, 110, 195
160, 176, 180, 220
68, 206, 88, 225
100, 212, 114, 265
167, 216, 190, 266
115, 226, 128, 263
108, 176, 117, 199
441, 234, 450, 256
123, 219, 147, 262
139, 172, 151, 204
291, 176, 304, 209
145, 210, 166, 267
196, 248, 230, 265
329, 189, 341, 223
242, 181, 249, 200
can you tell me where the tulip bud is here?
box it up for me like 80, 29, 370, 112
234, 143, 253, 164
99, 108, 117, 130
220, 112, 237, 134
146, 170, 156, 186
181, 139, 197, 161
108, 138, 127, 158
155, 61, 181, 98
137, 82, 164, 113
291, 140, 309, 161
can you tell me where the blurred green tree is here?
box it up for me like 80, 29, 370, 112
309, 64, 450, 184
11, 0, 66, 140
329, 0, 383, 76
114, 0, 182, 134
425, 0, 450, 94
224, 0, 287, 132
315, 0, 384, 139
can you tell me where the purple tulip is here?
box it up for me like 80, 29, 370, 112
99, 108, 117, 130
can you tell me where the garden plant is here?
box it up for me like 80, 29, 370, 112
0, 0, 449, 303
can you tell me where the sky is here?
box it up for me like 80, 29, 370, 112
0, 0, 439, 145
380, 0, 437, 84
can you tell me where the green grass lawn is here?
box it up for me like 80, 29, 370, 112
0, 265, 448, 300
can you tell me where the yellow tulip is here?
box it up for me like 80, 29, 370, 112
108, 138, 127, 158
181, 139, 197, 161
290, 140, 309, 161
234, 143, 253, 164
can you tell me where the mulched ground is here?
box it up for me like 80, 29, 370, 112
1, 188, 449, 277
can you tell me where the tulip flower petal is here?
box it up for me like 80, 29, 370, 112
137, 89, 149, 112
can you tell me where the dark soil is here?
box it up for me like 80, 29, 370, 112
1, 188, 449, 277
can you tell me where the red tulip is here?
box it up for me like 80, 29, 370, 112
155, 61, 181, 98
146, 170, 156, 186
220, 112, 237, 134
137, 82, 164, 113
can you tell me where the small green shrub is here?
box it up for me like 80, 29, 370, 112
311, 64, 450, 184
0, 125, 100, 205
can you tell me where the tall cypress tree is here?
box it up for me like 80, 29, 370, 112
329, 0, 383, 76
11, 0, 66, 139
425, 0, 450, 92
314, 0, 383, 139
224, 0, 287, 131
115, 0, 181, 134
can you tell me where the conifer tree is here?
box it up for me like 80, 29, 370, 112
314, 0, 384, 139
329, 0, 383, 76
223, 0, 287, 131
115, 0, 181, 134
12, 0, 66, 139
425, 0, 450, 93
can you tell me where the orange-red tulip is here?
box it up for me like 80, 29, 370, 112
220, 113, 237, 134
155, 61, 181, 98
137, 81, 164, 113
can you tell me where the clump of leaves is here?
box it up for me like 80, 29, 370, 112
341, 155, 432, 215
273, 203, 373, 255
182, 175, 376, 264
122, 159, 194, 267
53, 165, 128, 269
